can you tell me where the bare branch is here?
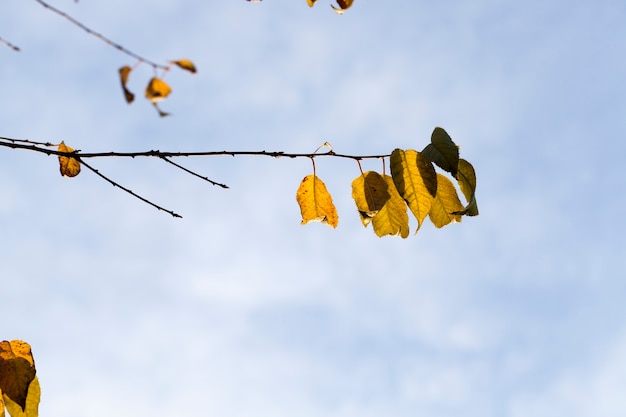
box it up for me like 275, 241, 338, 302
0, 36, 20, 51
0, 136, 393, 218
0, 138, 392, 160
33, 0, 168, 70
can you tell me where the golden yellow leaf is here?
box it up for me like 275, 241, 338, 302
307, 0, 317, 7
371, 175, 409, 238
429, 174, 464, 228
145, 77, 172, 103
3, 377, 40, 417
296, 174, 338, 228
0, 341, 36, 412
171, 59, 197, 74
351, 171, 390, 226
57, 142, 81, 178
331, 0, 354, 14
118, 66, 134, 104
390, 149, 437, 231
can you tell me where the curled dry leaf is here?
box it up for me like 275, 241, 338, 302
58, 141, 81, 178
118, 65, 134, 104
0, 340, 36, 411
170, 59, 197, 74
145, 77, 172, 103
331, 0, 354, 14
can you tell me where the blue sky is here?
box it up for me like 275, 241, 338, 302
2, 1, 626, 416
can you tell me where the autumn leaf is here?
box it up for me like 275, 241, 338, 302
372, 175, 410, 238
296, 174, 338, 228
331, 0, 354, 14
0, 340, 36, 412
170, 59, 197, 74
422, 127, 459, 176
454, 158, 479, 216
118, 65, 134, 104
145, 77, 171, 103
390, 149, 437, 231
429, 174, 464, 228
307, 0, 317, 7
2, 377, 40, 417
58, 141, 81, 178
351, 171, 390, 226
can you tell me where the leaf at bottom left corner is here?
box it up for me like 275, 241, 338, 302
2, 376, 40, 417
296, 174, 338, 228
58, 141, 81, 178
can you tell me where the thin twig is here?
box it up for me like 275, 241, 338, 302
79, 159, 182, 218
33, 0, 168, 70
160, 156, 229, 189
0, 36, 20, 51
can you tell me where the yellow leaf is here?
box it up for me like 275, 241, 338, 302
390, 149, 437, 231
118, 66, 134, 104
331, 0, 354, 14
307, 0, 317, 7
0, 340, 36, 412
351, 171, 390, 226
454, 158, 479, 216
429, 174, 464, 228
57, 141, 81, 178
3, 377, 40, 417
171, 59, 197, 74
371, 175, 409, 238
296, 174, 338, 228
145, 77, 172, 103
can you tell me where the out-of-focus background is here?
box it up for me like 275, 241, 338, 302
2, 1, 625, 416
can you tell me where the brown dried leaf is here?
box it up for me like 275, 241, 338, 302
57, 141, 81, 178
0, 340, 36, 411
331, 0, 353, 14
118, 66, 135, 104
170, 59, 197, 74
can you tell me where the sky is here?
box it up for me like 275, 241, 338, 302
2, 0, 626, 416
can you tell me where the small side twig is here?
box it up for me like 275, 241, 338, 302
160, 156, 229, 189
79, 159, 182, 218
0, 36, 20, 51
33, 0, 167, 70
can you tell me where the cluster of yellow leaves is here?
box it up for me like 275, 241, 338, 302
307, 0, 354, 14
295, 127, 479, 238
0, 341, 40, 417
118, 59, 196, 117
